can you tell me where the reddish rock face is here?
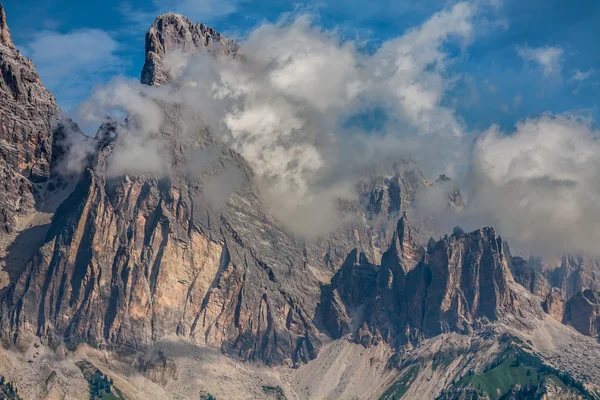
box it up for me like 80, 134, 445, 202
0, 3, 60, 233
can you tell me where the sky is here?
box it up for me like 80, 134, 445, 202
3, 0, 599, 129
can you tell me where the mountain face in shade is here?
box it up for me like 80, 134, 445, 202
320, 214, 544, 347
563, 289, 600, 336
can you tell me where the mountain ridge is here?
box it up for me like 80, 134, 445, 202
0, 6, 598, 399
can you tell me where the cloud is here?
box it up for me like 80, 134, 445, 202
21, 29, 123, 109
571, 68, 593, 82
517, 45, 564, 77
76, 2, 494, 237
464, 113, 600, 256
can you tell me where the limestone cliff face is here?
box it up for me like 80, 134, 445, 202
0, 120, 325, 366
0, 3, 60, 233
141, 13, 242, 86
511, 255, 600, 301
563, 289, 600, 336
547, 255, 600, 300
543, 288, 565, 321
318, 249, 378, 338
319, 215, 537, 347
510, 256, 551, 299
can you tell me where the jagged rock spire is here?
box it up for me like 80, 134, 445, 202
386, 211, 424, 272
0, 3, 14, 47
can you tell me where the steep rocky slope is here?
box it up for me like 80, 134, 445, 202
319, 214, 544, 349
141, 12, 242, 86
563, 289, 600, 336
0, 3, 60, 235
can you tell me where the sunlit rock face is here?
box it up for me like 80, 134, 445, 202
0, 3, 61, 233
141, 12, 242, 86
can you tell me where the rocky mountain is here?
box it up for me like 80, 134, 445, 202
320, 214, 546, 349
563, 289, 600, 336
0, 3, 60, 234
141, 13, 242, 86
0, 6, 599, 400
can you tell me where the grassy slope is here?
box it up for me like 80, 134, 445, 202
380, 345, 593, 400
379, 366, 420, 400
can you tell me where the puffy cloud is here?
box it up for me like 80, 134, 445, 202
71, 2, 600, 256
75, 2, 488, 237
21, 29, 123, 108
466, 114, 600, 256
77, 78, 168, 177
517, 45, 564, 77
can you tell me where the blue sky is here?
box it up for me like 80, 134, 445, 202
3, 0, 599, 130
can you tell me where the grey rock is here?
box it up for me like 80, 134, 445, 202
0, 2, 60, 233
319, 215, 539, 347
563, 289, 600, 336
141, 12, 242, 86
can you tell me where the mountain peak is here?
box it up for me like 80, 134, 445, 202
141, 12, 241, 86
0, 3, 13, 47
386, 212, 424, 272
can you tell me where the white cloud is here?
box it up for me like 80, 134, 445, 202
517, 45, 564, 77
571, 68, 593, 82
465, 114, 600, 256
22, 29, 122, 109
76, 2, 492, 237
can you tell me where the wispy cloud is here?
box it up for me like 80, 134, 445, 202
517, 45, 564, 77
21, 29, 123, 109
571, 68, 593, 82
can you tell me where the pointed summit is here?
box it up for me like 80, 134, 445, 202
141, 12, 241, 85
385, 211, 424, 272
0, 3, 14, 47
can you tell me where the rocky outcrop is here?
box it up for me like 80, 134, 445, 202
135, 350, 178, 386
0, 4, 11, 47
542, 288, 565, 321
319, 215, 536, 347
546, 255, 600, 300
318, 249, 378, 338
0, 2, 60, 233
563, 289, 600, 336
356, 164, 465, 267
510, 256, 551, 298
141, 12, 242, 86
